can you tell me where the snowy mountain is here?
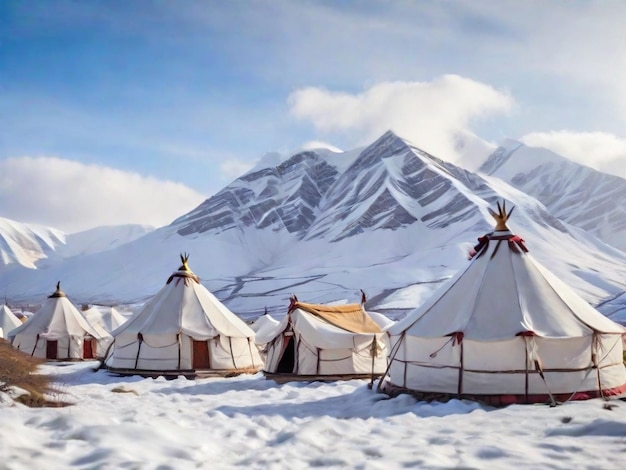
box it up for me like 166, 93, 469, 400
1, 132, 626, 323
0, 218, 154, 269
479, 140, 626, 251
173, 147, 360, 238
51, 224, 154, 260
0, 217, 65, 269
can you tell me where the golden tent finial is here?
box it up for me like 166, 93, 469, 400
488, 200, 515, 231
167, 253, 199, 284
179, 253, 190, 271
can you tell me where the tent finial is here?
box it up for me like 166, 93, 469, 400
488, 200, 515, 231
49, 281, 66, 298
179, 253, 190, 271
288, 294, 299, 313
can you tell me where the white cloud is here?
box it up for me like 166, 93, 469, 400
520, 131, 626, 179
299, 141, 343, 153
288, 75, 513, 165
220, 160, 255, 180
0, 157, 206, 233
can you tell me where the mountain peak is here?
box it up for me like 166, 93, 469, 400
479, 141, 626, 251
173, 149, 343, 238
2, 131, 626, 321
479, 140, 574, 178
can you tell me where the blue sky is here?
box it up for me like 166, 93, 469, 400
2, 0, 626, 232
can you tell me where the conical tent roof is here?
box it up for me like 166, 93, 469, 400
117, 257, 255, 340
10, 283, 107, 341
84, 306, 127, 332
389, 203, 624, 339
383, 202, 626, 404
106, 254, 260, 373
1, 305, 22, 339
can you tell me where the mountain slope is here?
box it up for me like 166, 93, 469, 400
173, 149, 357, 238
0, 217, 155, 270
52, 224, 155, 260
2, 132, 625, 324
480, 140, 626, 251
0, 217, 65, 269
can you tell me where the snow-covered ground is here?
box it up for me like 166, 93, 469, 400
2, 362, 626, 469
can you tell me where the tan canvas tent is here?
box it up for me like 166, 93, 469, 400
380, 202, 626, 405
105, 254, 261, 376
9, 283, 112, 360
260, 296, 390, 381
1, 305, 22, 339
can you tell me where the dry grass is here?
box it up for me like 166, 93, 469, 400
0, 339, 69, 407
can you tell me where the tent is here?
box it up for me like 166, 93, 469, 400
250, 312, 281, 337
9, 283, 112, 360
380, 202, 626, 405
83, 305, 128, 333
260, 296, 389, 381
1, 305, 22, 339
250, 312, 281, 361
105, 254, 261, 376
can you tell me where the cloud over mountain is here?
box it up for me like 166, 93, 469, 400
520, 131, 626, 179
0, 157, 206, 233
288, 75, 513, 167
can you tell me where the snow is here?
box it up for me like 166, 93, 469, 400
2, 130, 626, 325
0, 217, 65, 269
2, 361, 626, 469
56, 224, 155, 258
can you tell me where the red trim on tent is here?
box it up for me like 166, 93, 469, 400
382, 381, 626, 406
469, 233, 530, 260
508, 235, 528, 253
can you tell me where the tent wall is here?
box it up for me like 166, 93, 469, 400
264, 331, 387, 375
106, 333, 190, 370
208, 336, 258, 370
387, 333, 626, 397
106, 333, 259, 371
12, 333, 87, 360
389, 336, 460, 393
264, 335, 287, 373
93, 335, 112, 358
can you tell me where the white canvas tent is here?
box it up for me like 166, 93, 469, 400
1, 305, 22, 339
9, 283, 112, 360
261, 296, 389, 380
367, 311, 396, 331
105, 254, 261, 376
84, 306, 128, 333
250, 312, 281, 362
380, 203, 626, 405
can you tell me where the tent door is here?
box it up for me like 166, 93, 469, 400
46, 340, 58, 360
192, 340, 210, 369
83, 338, 94, 359
276, 336, 295, 373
